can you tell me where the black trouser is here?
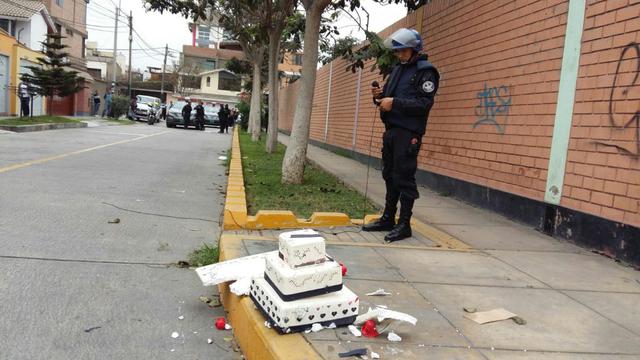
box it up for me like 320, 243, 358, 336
196, 117, 205, 130
219, 118, 227, 133
183, 116, 190, 128
381, 127, 421, 221
20, 97, 30, 117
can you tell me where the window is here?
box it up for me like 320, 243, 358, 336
206, 76, 211, 87
218, 72, 241, 92
198, 25, 210, 41
0, 19, 9, 33
55, 0, 64, 6
293, 54, 303, 66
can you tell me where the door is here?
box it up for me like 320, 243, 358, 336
20, 59, 43, 116
0, 55, 8, 115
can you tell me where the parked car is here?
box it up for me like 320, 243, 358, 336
166, 101, 195, 128
128, 95, 161, 121
204, 105, 221, 127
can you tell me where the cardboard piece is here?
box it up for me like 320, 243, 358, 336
195, 251, 276, 286
463, 308, 518, 324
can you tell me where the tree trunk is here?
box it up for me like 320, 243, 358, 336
249, 57, 263, 141
266, 30, 282, 153
281, 4, 325, 184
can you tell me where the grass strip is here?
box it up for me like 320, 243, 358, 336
239, 131, 378, 219
188, 243, 220, 267
0, 116, 80, 126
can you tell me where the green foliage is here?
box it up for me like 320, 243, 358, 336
320, 36, 360, 65
339, 31, 398, 77
236, 100, 250, 130
0, 116, 79, 126
239, 131, 378, 218
111, 95, 130, 119
188, 243, 219, 267
20, 34, 84, 110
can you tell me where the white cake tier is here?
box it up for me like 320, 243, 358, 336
264, 252, 342, 301
250, 278, 359, 334
278, 229, 326, 268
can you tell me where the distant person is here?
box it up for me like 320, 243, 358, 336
102, 89, 113, 118
18, 82, 30, 117
223, 104, 232, 133
194, 101, 205, 131
92, 90, 101, 117
218, 104, 228, 134
181, 98, 192, 129
160, 102, 167, 120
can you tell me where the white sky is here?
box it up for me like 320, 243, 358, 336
86, 0, 408, 72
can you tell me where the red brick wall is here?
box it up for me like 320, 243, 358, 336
278, 0, 640, 228
562, 0, 640, 226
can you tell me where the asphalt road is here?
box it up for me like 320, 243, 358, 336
0, 123, 238, 360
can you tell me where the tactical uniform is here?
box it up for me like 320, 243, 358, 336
195, 103, 205, 131
364, 28, 440, 242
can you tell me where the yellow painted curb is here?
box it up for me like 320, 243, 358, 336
363, 215, 471, 250
218, 234, 322, 360
222, 128, 470, 251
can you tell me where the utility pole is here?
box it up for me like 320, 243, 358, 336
128, 10, 133, 97
111, 0, 121, 87
160, 44, 168, 103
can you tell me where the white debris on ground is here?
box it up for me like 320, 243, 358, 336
366, 289, 392, 296
348, 325, 362, 337
178, 315, 184, 320
371, 351, 381, 359
355, 307, 418, 326
327, 323, 337, 329
207, 339, 213, 344
387, 332, 402, 342
230, 277, 253, 296
310, 323, 324, 332
170, 331, 179, 339
264, 321, 271, 329
218, 156, 228, 160
225, 323, 232, 330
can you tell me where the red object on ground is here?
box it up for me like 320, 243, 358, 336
361, 320, 379, 337
340, 262, 347, 276
215, 317, 226, 330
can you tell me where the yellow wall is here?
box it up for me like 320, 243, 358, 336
200, 72, 241, 97
13, 44, 47, 115
0, 31, 15, 115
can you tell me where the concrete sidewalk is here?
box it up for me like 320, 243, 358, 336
276, 133, 640, 359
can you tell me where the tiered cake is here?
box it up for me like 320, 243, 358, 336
250, 229, 360, 334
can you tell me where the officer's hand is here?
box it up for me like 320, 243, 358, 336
371, 86, 383, 98
379, 97, 393, 112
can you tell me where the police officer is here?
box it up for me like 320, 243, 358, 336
182, 98, 192, 128
194, 101, 205, 131
362, 28, 440, 243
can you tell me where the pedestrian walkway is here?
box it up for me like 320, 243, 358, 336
265, 133, 640, 359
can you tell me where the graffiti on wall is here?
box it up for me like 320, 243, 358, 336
473, 83, 512, 134
595, 42, 640, 158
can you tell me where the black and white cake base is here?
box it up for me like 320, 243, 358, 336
250, 278, 359, 334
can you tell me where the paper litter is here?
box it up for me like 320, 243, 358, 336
347, 325, 362, 337
207, 339, 213, 344
387, 332, 402, 342
371, 351, 381, 359
355, 307, 418, 326
366, 288, 392, 296
170, 332, 179, 339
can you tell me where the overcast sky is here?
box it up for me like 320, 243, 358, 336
86, 0, 408, 72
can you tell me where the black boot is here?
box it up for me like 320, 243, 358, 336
385, 196, 414, 242
362, 212, 396, 232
